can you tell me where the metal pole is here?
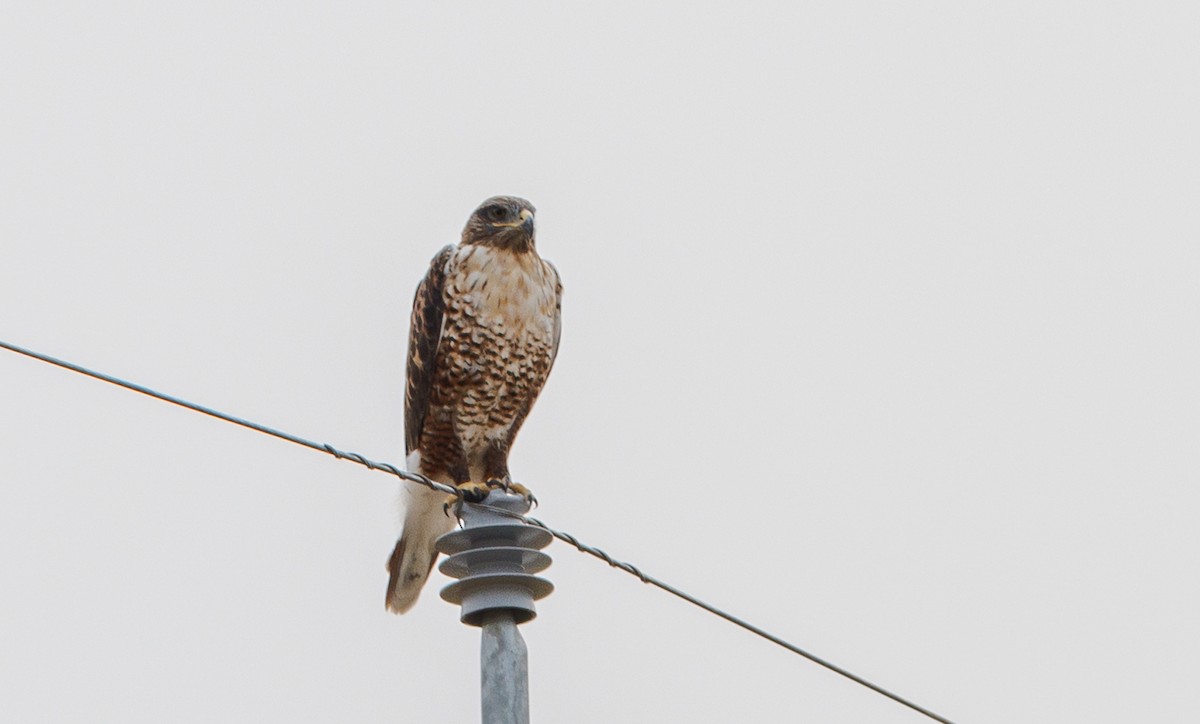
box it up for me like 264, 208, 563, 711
480, 610, 530, 724
437, 491, 553, 724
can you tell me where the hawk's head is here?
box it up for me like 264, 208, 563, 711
462, 196, 537, 252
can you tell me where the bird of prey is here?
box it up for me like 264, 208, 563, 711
386, 196, 562, 614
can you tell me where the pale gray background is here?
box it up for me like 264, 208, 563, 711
2, 3, 1197, 723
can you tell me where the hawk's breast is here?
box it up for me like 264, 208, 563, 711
436, 245, 558, 445
461, 248, 556, 336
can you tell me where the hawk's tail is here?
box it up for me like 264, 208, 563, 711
386, 476, 456, 614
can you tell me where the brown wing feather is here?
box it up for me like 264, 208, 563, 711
545, 260, 564, 378
404, 245, 455, 455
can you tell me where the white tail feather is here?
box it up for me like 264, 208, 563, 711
385, 454, 456, 614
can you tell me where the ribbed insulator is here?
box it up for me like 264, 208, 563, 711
436, 491, 554, 626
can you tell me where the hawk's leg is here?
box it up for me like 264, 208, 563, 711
483, 442, 536, 505
481, 442, 511, 489
480, 429, 537, 504
440, 436, 488, 515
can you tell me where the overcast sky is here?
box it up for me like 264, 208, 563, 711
2, 3, 1198, 723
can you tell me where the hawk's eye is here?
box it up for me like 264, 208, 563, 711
484, 205, 509, 222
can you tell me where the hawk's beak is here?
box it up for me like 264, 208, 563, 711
519, 209, 535, 234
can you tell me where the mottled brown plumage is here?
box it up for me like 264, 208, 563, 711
386, 196, 562, 613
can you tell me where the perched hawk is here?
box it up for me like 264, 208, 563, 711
386, 196, 562, 614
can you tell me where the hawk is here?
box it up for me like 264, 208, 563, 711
386, 196, 563, 614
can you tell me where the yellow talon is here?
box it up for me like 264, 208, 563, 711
443, 480, 491, 517
505, 482, 536, 505
456, 480, 491, 502
444, 480, 536, 515
486, 480, 536, 506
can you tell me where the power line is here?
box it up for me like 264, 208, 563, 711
0, 339, 458, 498
481, 504, 956, 723
1, 338, 958, 724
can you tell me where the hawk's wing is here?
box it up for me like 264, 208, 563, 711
404, 245, 455, 456
545, 260, 564, 378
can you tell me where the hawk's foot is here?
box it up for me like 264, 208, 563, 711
485, 479, 537, 507
456, 480, 492, 502
442, 480, 492, 517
